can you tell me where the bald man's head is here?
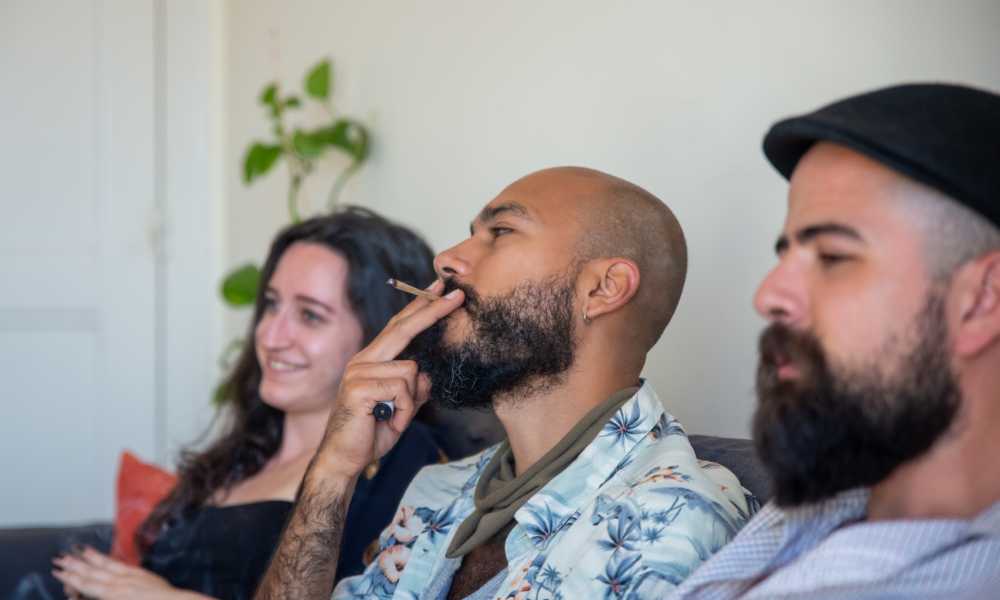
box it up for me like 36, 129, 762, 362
413, 167, 685, 409
507, 166, 687, 351
560, 168, 687, 350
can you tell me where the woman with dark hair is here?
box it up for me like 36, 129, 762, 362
52, 207, 442, 600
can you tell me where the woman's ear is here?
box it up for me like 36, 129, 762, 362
579, 258, 640, 323
953, 252, 1000, 358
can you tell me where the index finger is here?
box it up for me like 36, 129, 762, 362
80, 547, 128, 575
358, 287, 464, 363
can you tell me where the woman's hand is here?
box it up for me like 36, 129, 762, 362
52, 546, 208, 600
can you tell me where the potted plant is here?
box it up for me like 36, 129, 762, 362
216, 58, 371, 402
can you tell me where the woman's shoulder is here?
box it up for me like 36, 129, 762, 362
386, 420, 444, 462
360, 422, 445, 496
203, 499, 294, 513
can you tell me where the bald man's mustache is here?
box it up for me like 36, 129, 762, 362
442, 278, 481, 315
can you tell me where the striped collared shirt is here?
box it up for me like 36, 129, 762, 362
672, 487, 1000, 599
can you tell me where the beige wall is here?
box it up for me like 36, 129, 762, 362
224, 0, 1000, 437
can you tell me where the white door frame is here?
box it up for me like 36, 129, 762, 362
159, 0, 225, 466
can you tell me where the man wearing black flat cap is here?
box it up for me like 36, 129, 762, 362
673, 83, 1000, 598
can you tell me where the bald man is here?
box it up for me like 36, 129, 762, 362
256, 167, 754, 600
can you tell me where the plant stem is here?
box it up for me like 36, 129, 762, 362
278, 127, 307, 222
289, 173, 303, 222
327, 160, 361, 211
218, 337, 246, 370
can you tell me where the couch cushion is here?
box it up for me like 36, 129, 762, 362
689, 434, 771, 505
0, 522, 113, 598
111, 451, 177, 565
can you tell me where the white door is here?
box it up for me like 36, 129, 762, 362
0, 0, 159, 526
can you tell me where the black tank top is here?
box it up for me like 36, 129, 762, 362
141, 421, 443, 598
142, 501, 292, 600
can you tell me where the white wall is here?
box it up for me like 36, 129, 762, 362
224, 0, 1000, 438
0, 0, 224, 525
161, 0, 227, 463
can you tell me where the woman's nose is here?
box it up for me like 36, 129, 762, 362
256, 311, 292, 348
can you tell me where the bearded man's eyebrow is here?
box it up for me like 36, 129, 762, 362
796, 223, 865, 244
469, 202, 532, 234
773, 223, 865, 256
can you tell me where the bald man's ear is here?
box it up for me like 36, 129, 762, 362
579, 258, 640, 323
952, 252, 1000, 358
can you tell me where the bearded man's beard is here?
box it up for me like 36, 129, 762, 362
400, 274, 578, 410
753, 292, 960, 507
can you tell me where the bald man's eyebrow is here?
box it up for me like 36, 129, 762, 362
469, 202, 532, 235
774, 222, 865, 255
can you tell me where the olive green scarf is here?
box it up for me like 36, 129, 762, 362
445, 386, 638, 559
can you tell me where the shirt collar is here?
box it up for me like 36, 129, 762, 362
781, 487, 870, 530
970, 498, 1000, 537
512, 382, 664, 550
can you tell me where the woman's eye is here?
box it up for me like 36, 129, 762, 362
302, 309, 324, 324
262, 296, 278, 311
491, 227, 513, 237
818, 253, 851, 267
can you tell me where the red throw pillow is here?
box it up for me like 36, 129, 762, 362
110, 451, 177, 565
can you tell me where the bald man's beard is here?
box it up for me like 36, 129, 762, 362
401, 274, 578, 411
754, 292, 960, 507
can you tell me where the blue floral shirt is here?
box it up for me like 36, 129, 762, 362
333, 383, 757, 599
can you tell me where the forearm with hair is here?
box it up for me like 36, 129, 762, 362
255, 470, 357, 600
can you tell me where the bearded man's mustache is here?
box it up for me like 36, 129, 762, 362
752, 295, 959, 508
402, 271, 578, 411
441, 278, 480, 315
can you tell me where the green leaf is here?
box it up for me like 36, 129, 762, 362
221, 263, 261, 306
242, 142, 283, 184
315, 119, 370, 162
212, 379, 230, 407
292, 129, 325, 159
259, 83, 278, 106
211, 337, 247, 406
305, 60, 331, 100
260, 84, 284, 118
284, 96, 302, 108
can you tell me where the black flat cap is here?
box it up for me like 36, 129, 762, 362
763, 83, 1000, 227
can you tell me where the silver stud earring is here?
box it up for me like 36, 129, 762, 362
583, 310, 592, 325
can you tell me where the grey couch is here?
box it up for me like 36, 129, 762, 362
690, 434, 771, 503
0, 433, 769, 599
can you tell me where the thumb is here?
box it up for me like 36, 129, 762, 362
416, 373, 432, 409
